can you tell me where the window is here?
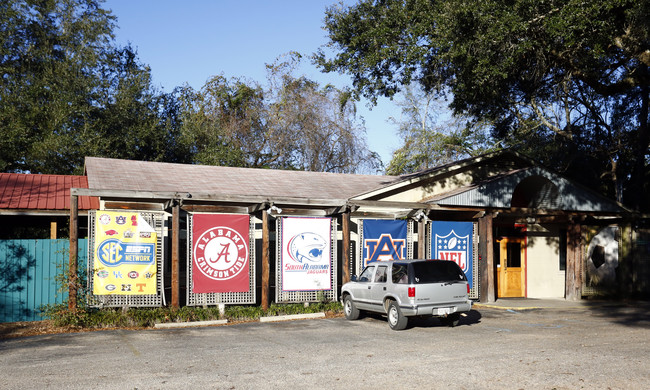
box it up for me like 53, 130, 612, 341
374, 266, 388, 283
559, 230, 567, 271
412, 261, 466, 283
506, 242, 521, 267
358, 266, 374, 282
392, 264, 408, 284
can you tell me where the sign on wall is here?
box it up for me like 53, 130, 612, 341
432, 221, 473, 287
92, 211, 157, 295
281, 217, 332, 291
362, 219, 407, 267
191, 214, 250, 293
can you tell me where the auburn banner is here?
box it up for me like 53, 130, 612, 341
92, 211, 157, 295
192, 214, 250, 293
281, 217, 332, 291
432, 221, 473, 288
362, 219, 407, 267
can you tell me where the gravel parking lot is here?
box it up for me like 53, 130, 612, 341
1, 302, 648, 389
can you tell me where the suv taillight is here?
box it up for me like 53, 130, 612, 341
408, 287, 415, 298
467, 284, 470, 294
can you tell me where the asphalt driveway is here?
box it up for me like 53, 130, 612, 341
1, 302, 648, 389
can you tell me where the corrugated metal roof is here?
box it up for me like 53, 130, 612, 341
0, 173, 99, 210
429, 167, 626, 213
85, 157, 397, 200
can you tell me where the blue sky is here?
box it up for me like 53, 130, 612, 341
103, 0, 401, 167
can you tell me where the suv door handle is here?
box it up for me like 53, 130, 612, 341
383, 287, 386, 291
367, 286, 371, 289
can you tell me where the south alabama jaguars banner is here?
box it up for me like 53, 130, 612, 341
93, 211, 157, 295
432, 221, 473, 288
192, 214, 250, 293
362, 219, 407, 267
281, 217, 332, 291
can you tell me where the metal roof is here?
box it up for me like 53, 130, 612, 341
430, 167, 627, 213
0, 173, 99, 211
84, 157, 396, 201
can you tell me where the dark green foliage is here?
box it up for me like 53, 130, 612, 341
0, 0, 191, 174
318, 0, 650, 210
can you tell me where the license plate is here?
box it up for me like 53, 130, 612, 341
434, 307, 451, 315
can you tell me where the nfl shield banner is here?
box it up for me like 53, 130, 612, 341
432, 221, 473, 288
281, 217, 332, 291
362, 219, 407, 267
92, 211, 157, 295
192, 214, 250, 293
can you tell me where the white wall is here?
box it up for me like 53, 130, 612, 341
525, 224, 565, 298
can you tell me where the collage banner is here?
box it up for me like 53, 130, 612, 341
432, 221, 474, 287
281, 217, 332, 291
191, 214, 250, 293
362, 219, 407, 267
92, 211, 157, 295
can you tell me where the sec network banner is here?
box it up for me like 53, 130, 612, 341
93, 211, 157, 295
432, 221, 473, 288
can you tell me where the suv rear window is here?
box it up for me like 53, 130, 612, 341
411, 261, 467, 283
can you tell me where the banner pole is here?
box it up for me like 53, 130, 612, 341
68, 194, 78, 311
171, 202, 180, 308
262, 210, 270, 310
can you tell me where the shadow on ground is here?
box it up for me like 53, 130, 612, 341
358, 309, 482, 330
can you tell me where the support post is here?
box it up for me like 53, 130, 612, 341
478, 214, 495, 303
566, 223, 582, 301
418, 219, 426, 259
171, 202, 180, 308
342, 211, 351, 284
68, 195, 78, 311
262, 210, 270, 310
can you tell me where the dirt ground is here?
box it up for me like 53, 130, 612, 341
0, 320, 74, 339
0, 311, 344, 339
0, 320, 114, 339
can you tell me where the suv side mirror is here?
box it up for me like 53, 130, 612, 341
351, 275, 358, 282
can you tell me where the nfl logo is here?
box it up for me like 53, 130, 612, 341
435, 230, 469, 272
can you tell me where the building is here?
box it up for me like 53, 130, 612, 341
0, 173, 98, 322
69, 150, 634, 310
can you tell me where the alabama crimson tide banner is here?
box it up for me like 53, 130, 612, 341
432, 221, 473, 288
362, 219, 407, 266
192, 214, 250, 293
281, 217, 332, 291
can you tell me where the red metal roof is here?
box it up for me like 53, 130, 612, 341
0, 173, 99, 211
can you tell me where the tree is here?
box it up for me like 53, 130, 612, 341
83, 46, 192, 168
0, 0, 114, 173
386, 85, 497, 175
0, 0, 187, 174
317, 0, 650, 210
180, 53, 381, 173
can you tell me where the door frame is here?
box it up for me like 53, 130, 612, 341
496, 236, 527, 298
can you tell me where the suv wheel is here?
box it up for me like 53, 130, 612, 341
387, 301, 408, 330
343, 295, 360, 320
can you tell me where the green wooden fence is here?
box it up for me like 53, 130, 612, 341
0, 239, 87, 323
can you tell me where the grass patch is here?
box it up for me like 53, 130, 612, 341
41, 301, 343, 329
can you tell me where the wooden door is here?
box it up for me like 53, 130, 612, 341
497, 238, 526, 297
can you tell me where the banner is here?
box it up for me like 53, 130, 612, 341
362, 219, 407, 266
432, 221, 473, 287
192, 214, 250, 293
281, 217, 332, 291
93, 211, 157, 295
